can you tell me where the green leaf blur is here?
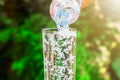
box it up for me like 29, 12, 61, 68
0, 0, 120, 80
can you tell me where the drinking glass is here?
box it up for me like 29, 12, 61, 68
42, 28, 76, 80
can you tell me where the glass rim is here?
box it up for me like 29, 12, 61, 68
42, 28, 77, 32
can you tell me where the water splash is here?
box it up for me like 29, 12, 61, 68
55, 9, 69, 29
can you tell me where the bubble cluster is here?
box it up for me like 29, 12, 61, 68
50, 0, 82, 29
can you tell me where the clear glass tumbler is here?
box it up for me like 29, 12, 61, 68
42, 28, 76, 80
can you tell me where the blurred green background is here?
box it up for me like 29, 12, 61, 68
0, 0, 120, 80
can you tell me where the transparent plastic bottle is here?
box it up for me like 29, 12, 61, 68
50, 0, 82, 29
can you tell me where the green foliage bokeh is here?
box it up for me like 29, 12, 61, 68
0, 0, 120, 80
